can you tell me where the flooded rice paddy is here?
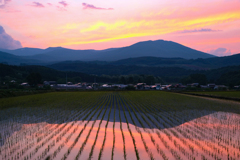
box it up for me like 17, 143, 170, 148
0, 92, 240, 160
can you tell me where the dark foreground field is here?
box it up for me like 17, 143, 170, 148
0, 91, 240, 160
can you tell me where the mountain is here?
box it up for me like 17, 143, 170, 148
0, 47, 64, 56
1, 40, 215, 63
0, 51, 40, 65
92, 40, 215, 61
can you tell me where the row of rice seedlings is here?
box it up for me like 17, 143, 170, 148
188, 112, 240, 151
2, 118, 53, 159
111, 94, 116, 160
27, 105, 89, 158
120, 95, 155, 160
160, 110, 237, 159
74, 94, 111, 160
49, 93, 105, 160
116, 94, 127, 160
121, 94, 169, 160
1, 110, 70, 160
1, 93, 104, 160
61, 94, 109, 160
23, 108, 86, 160
124, 93, 176, 160
51, 93, 106, 160
178, 111, 240, 159
42, 93, 103, 160
130, 92, 238, 159
118, 94, 140, 160
0, 107, 53, 149
98, 94, 114, 160
129, 92, 191, 160
142, 97, 227, 159
123, 92, 195, 160
0, 91, 100, 159
88, 94, 112, 159
133, 95, 206, 160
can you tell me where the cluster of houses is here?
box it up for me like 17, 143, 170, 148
2, 79, 238, 91
185, 83, 229, 90
35, 81, 237, 90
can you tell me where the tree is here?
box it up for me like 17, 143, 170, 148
119, 76, 126, 84
181, 74, 207, 85
127, 76, 134, 84
27, 72, 42, 87
145, 75, 155, 85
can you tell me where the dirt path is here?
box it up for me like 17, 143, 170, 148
178, 92, 240, 105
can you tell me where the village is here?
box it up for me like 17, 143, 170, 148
33, 81, 238, 90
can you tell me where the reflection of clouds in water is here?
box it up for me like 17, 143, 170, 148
0, 111, 240, 160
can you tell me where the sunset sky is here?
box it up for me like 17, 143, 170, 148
0, 0, 240, 56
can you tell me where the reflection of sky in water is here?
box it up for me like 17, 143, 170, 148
0, 111, 240, 160
0, 0, 4, 6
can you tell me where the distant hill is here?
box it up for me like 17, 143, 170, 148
48, 53, 240, 75
48, 60, 200, 78
0, 47, 64, 56
0, 51, 40, 65
108, 53, 240, 69
24, 48, 98, 62
1, 40, 215, 63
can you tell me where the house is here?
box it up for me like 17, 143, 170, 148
234, 86, 240, 90
92, 83, 99, 89
44, 81, 57, 86
20, 82, 29, 87
137, 83, 146, 90
200, 85, 208, 89
208, 84, 216, 89
10, 80, 16, 83
102, 84, 111, 88
150, 85, 157, 90
144, 85, 150, 90
161, 85, 172, 90
67, 82, 73, 85
192, 83, 199, 87
155, 84, 161, 90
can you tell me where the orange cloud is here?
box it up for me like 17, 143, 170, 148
55, 10, 240, 46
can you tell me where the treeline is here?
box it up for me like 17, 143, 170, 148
48, 61, 240, 86
0, 64, 164, 88
1, 63, 240, 88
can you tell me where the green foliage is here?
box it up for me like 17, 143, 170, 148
181, 74, 207, 85
145, 75, 155, 85
125, 85, 136, 90
27, 72, 42, 86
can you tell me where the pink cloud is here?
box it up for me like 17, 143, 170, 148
31, 2, 44, 8
209, 48, 232, 56
57, 6, 67, 11
178, 28, 221, 33
0, 0, 11, 8
82, 3, 113, 10
59, 1, 68, 7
